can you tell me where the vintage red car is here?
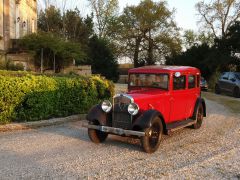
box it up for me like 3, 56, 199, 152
84, 66, 206, 153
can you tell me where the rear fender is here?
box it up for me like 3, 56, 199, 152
192, 97, 206, 119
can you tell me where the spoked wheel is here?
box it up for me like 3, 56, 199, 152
193, 104, 203, 129
88, 121, 108, 143
141, 117, 163, 153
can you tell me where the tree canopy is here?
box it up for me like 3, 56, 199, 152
21, 32, 85, 72
196, 0, 240, 38
116, 0, 181, 67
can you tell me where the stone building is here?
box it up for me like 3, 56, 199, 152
0, 0, 37, 70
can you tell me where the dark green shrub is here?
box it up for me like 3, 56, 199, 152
0, 74, 114, 124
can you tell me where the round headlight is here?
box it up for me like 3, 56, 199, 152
128, 103, 139, 116
101, 100, 112, 113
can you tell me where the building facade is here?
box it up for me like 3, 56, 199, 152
0, 0, 37, 52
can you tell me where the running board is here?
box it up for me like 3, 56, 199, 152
166, 119, 197, 133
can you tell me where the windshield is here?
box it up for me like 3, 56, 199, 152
129, 73, 169, 90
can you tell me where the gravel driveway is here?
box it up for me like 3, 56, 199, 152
0, 98, 240, 179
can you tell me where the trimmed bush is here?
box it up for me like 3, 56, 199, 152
0, 73, 114, 124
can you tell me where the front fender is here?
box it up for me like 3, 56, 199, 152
86, 104, 109, 126
132, 110, 165, 131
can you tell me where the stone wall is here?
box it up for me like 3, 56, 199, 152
6, 53, 35, 70
62, 65, 92, 76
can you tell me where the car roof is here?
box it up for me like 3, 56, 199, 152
129, 65, 200, 74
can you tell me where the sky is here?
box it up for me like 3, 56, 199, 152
76, 0, 199, 31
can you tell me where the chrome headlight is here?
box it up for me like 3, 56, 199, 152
128, 103, 139, 116
101, 100, 112, 113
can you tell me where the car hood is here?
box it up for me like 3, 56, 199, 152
127, 89, 168, 101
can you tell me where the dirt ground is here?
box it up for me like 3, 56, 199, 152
0, 85, 239, 179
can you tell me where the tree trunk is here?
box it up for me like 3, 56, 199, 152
134, 36, 141, 67
147, 30, 154, 65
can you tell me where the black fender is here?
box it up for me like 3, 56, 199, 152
192, 97, 206, 119
132, 110, 166, 132
86, 104, 108, 126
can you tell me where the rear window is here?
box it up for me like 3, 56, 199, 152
173, 75, 186, 90
188, 75, 195, 89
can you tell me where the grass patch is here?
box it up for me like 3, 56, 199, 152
202, 92, 240, 114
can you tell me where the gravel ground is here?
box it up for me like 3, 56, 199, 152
0, 95, 240, 179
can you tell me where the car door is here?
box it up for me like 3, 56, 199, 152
185, 74, 199, 118
219, 72, 229, 92
170, 73, 188, 122
226, 72, 237, 92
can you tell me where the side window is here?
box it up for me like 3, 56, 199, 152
221, 72, 229, 80
173, 75, 186, 90
188, 75, 196, 89
228, 73, 236, 81
197, 75, 200, 87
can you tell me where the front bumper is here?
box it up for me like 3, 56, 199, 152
83, 123, 145, 137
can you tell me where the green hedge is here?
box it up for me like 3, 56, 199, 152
0, 74, 114, 124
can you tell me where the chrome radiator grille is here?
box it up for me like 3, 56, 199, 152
112, 94, 132, 129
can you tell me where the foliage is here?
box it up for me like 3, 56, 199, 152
38, 5, 63, 34
20, 32, 86, 72
0, 70, 31, 77
63, 9, 94, 45
0, 72, 114, 124
183, 30, 215, 49
196, 0, 240, 38
88, 0, 119, 38
88, 35, 119, 82
116, 0, 181, 67
38, 6, 94, 45
0, 60, 24, 71
166, 44, 214, 79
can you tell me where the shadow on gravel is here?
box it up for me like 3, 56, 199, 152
38, 121, 145, 152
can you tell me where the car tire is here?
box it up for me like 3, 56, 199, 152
141, 117, 163, 153
215, 84, 221, 94
233, 87, 240, 98
192, 104, 203, 129
88, 123, 108, 143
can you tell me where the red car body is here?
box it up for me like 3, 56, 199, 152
128, 66, 202, 123
85, 66, 206, 153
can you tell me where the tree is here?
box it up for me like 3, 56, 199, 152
38, 5, 63, 34
183, 30, 215, 49
88, 35, 119, 81
117, 0, 181, 67
21, 32, 86, 72
166, 22, 240, 79
63, 8, 94, 45
88, 0, 119, 38
215, 21, 240, 71
38, 6, 94, 45
183, 30, 198, 49
196, 0, 240, 38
